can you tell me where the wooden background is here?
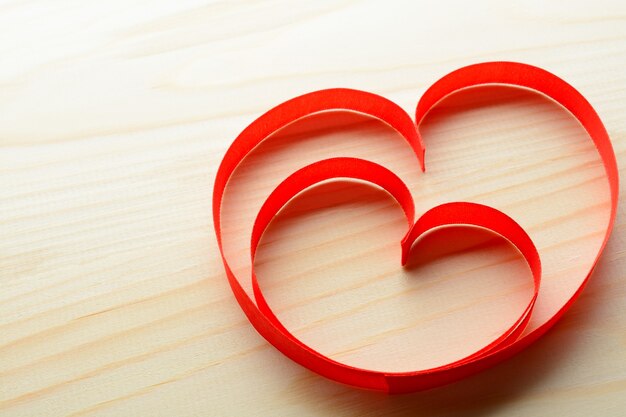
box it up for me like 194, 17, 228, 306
1, 1, 625, 416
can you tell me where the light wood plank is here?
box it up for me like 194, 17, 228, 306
1, 1, 626, 416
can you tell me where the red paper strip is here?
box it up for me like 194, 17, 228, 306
213, 62, 619, 393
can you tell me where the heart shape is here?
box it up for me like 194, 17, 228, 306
213, 62, 619, 393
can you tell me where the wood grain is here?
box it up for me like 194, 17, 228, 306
1, 1, 626, 416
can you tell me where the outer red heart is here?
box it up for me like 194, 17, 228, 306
213, 62, 619, 393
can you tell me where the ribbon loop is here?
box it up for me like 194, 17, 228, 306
213, 62, 618, 393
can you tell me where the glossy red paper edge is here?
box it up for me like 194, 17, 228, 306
212, 62, 619, 393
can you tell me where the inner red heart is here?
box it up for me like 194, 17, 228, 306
213, 62, 619, 393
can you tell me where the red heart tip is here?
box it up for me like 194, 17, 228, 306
400, 240, 411, 266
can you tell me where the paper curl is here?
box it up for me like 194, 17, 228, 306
213, 62, 618, 393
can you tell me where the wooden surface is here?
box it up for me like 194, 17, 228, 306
1, 1, 626, 416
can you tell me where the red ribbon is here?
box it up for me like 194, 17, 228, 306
213, 62, 619, 393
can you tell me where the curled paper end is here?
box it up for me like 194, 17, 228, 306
400, 237, 411, 267
418, 136, 426, 172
